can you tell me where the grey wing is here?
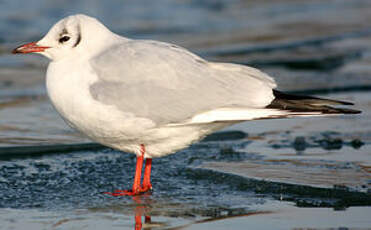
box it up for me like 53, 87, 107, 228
89, 40, 277, 125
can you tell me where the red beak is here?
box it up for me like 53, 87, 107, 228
12, 42, 50, 54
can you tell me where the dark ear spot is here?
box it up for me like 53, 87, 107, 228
73, 34, 81, 47
73, 25, 81, 47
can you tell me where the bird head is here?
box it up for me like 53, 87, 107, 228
12, 14, 114, 61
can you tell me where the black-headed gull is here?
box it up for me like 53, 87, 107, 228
13, 14, 360, 196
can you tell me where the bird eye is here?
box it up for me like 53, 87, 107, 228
59, 36, 70, 43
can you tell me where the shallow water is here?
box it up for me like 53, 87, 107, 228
0, 0, 371, 229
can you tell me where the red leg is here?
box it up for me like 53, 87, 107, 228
104, 145, 145, 196
141, 157, 152, 192
131, 150, 144, 194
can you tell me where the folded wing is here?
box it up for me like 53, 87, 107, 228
89, 40, 277, 125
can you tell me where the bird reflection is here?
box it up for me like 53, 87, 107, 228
132, 194, 152, 230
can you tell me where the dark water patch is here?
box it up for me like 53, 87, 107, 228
0, 143, 105, 160
189, 0, 227, 12
270, 133, 367, 152
117, 26, 198, 39
199, 28, 371, 57
350, 139, 364, 149
317, 137, 344, 150
202, 130, 247, 142
284, 85, 371, 96
292, 136, 307, 152
240, 50, 362, 71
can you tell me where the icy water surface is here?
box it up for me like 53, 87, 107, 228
1, 0, 371, 229
0, 130, 370, 229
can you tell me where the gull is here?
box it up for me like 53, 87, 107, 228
13, 14, 360, 196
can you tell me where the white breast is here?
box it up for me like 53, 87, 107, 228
47, 60, 151, 139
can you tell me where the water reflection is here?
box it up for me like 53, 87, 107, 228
131, 194, 154, 230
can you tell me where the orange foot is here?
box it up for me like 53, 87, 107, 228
105, 186, 152, 196
104, 190, 137, 196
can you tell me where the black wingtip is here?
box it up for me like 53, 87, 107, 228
332, 108, 362, 114
346, 109, 362, 114
269, 90, 362, 115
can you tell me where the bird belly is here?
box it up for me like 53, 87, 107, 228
110, 122, 229, 158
